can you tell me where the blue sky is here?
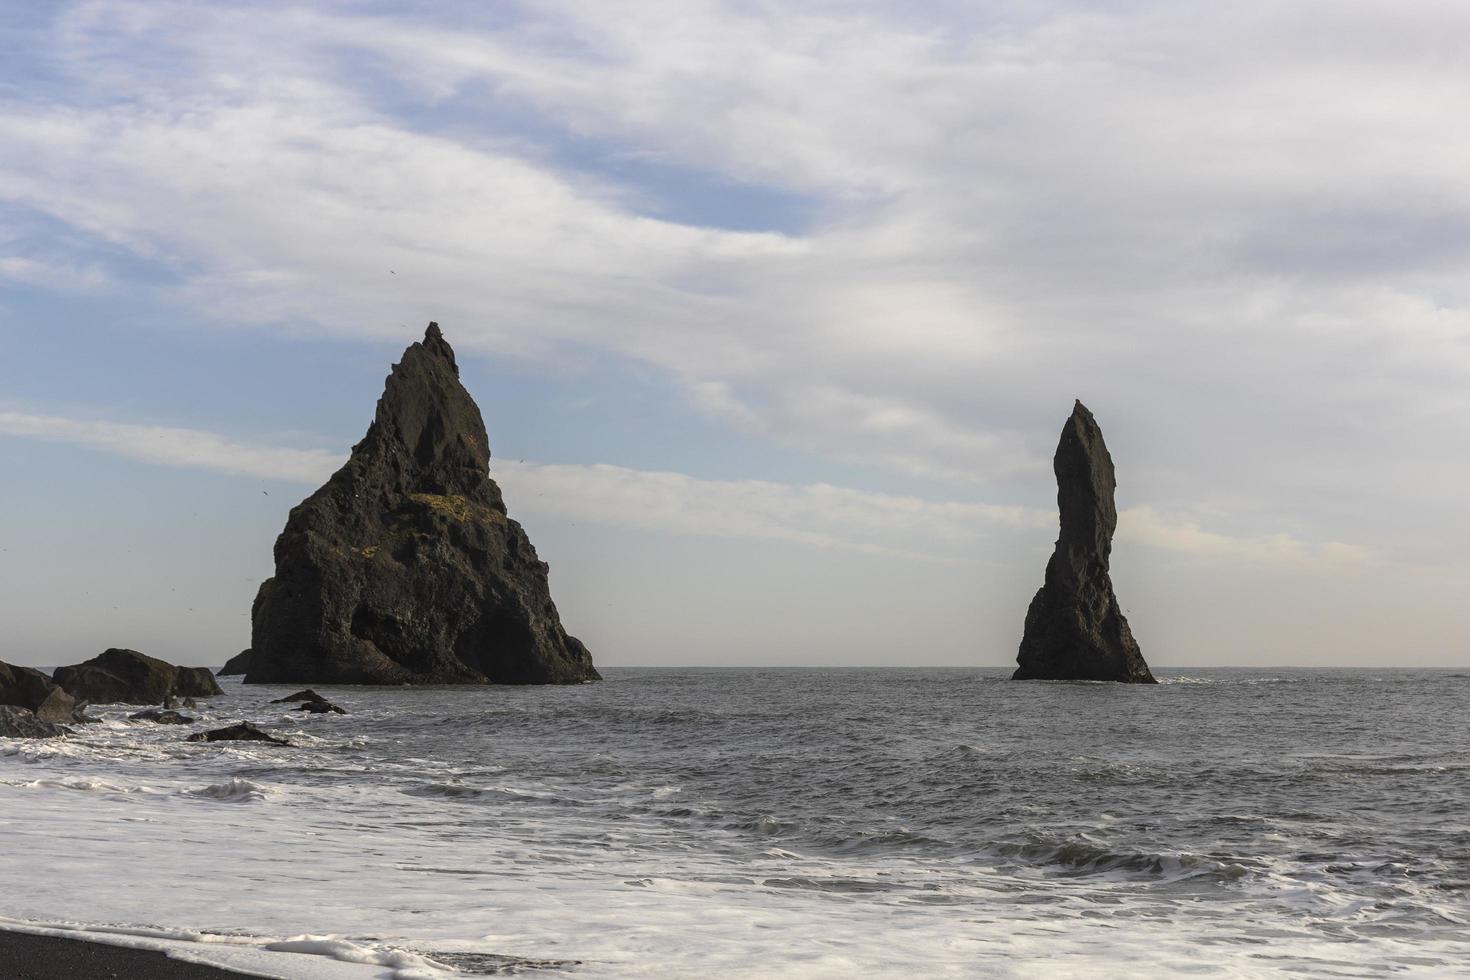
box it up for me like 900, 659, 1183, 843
2, 0, 1468, 669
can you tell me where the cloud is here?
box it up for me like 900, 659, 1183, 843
2, 0, 1467, 569
1117, 506, 1370, 570
0, 255, 110, 291
0, 411, 341, 484
0, 409, 1367, 571
492, 460, 1044, 562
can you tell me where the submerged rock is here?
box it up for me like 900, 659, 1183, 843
1013, 401, 1156, 684
270, 689, 328, 703
53, 649, 224, 705
247, 323, 598, 686
0, 705, 72, 738
129, 708, 195, 725
219, 649, 253, 676
296, 699, 346, 714
271, 689, 346, 713
187, 722, 290, 745
0, 659, 87, 723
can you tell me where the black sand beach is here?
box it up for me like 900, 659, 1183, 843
0, 930, 259, 979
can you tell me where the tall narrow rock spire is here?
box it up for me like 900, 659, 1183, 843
1013, 401, 1155, 683
246, 323, 598, 685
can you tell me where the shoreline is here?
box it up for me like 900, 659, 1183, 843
0, 928, 265, 980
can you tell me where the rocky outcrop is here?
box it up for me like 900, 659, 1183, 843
129, 708, 194, 724
187, 722, 290, 745
272, 689, 346, 714
219, 650, 253, 675
1014, 401, 1155, 684
246, 323, 598, 686
270, 689, 327, 703
297, 699, 346, 714
53, 649, 224, 706
0, 705, 72, 739
1, 660, 87, 723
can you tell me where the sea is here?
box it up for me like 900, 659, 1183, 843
1, 667, 1467, 979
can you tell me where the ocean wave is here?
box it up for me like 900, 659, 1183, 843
729, 814, 801, 836
762, 875, 901, 894
266, 936, 453, 978
5, 776, 158, 795
182, 778, 271, 803
402, 782, 585, 806
813, 829, 952, 853
992, 837, 1253, 883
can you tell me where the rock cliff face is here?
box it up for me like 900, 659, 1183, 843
1014, 401, 1155, 683
246, 323, 598, 686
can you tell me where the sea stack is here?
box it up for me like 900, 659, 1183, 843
1013, 401, 1155, 683
246, 323, 598, 686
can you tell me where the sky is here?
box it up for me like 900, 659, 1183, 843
1, 0, 1467, 670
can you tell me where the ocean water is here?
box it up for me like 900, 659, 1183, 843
1, 668, 1468, 978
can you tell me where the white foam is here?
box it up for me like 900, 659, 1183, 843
182, 778, 272, 802
266, 938, 451, 978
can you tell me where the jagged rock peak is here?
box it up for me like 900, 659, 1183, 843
1055, 399, 1118, 564
364, 321, 489, 495
1012, 401, 1155, 684
247, 322, 598, 686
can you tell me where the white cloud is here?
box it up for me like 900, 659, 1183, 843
0, 255, 109, 291
0, 409, 1367, 571
1, 0, 1465, 578
0, 411, 341, 484
492, 460, 1042, 562
1118, 506, 1370, 571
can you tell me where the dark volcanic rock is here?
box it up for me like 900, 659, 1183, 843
272, 689, 347, 713
1013, 401, 1156, 684
219, 650, 253, 675
187, 722, 290, 745
129, 708, 195, 725
246, 323, 598, 686
0, 705, 72, 738
175, 667, 221, 697
270, 689, 328, 703
53, 649, 224, 706
296, 699, 346, 714
0, 659, 86, 723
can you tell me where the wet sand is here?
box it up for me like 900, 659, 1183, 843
0, 929, 260, 979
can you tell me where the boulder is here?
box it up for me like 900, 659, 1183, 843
175, 667, 222, 698
0, 705, 72, 739
128, 708, 194, 724
271, 689, 347, 714
187, 722, 290, 745
53, 649, 224, 706
270, 689, 328, 703
247, 323, 598, 686
1013, 401, 1156, 683
0, 659, 86, 723
219, 649, 253, 676
296, 699, 346, 715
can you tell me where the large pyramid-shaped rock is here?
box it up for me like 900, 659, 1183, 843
246, 323, 598, 685
1013, 401, 1155, 683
